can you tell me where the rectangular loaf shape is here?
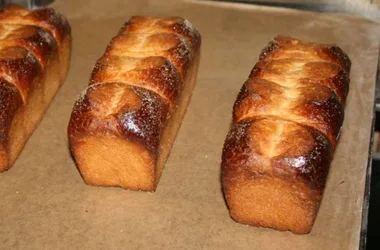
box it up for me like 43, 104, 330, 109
0, 4, 71, 172
68, 16, 201, 191
221, 36, 350, 234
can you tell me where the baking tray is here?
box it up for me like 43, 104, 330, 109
0, 0, 379, 249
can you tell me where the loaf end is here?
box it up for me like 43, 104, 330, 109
71, 136, 157, 191
222, 118, 333, 234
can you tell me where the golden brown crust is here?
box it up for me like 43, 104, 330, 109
69, 83, 171, 154
0, 24, 57, 68
90, 56, 182, 106
120, 16, 201, 51
250, 58, 349, 105
0, 4, 71, 172
259, 36, 351, 74
106, 33, 192, 80
222, 36, 350, 234
223, 119, 333, 190
233, 77, 343, 147
0, 4, 70, 44
68, 16, 200, 191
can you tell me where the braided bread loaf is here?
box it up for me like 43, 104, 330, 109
68, 16, 201, 191
222, 36, 350, 234
0, 4, 71, 172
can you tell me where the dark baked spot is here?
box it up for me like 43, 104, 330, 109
118, 87, 170, 154
0, 79, 22, 144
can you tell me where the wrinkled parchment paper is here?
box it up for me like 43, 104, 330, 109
0, 1, 379, 249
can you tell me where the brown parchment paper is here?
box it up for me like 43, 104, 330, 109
0, 1, 379, 249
